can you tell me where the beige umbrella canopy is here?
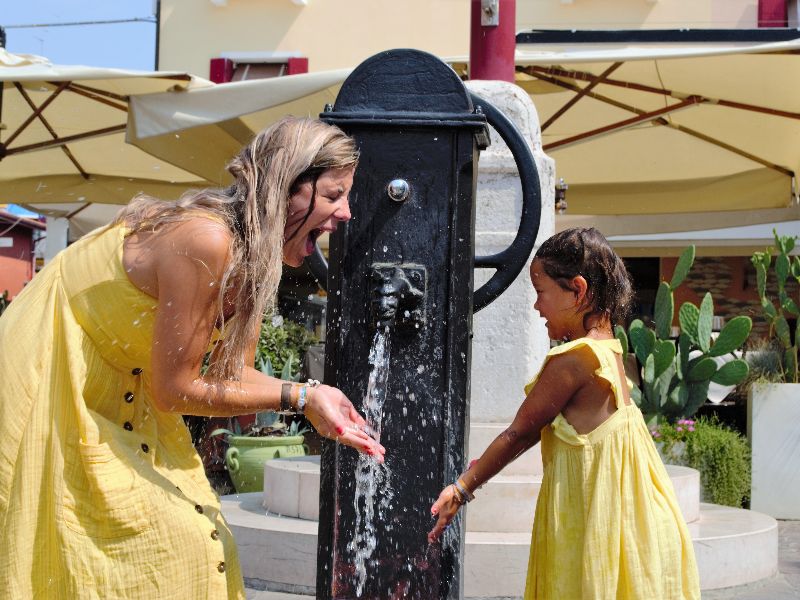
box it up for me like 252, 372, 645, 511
128, 68, 350, 186
0, 49, 214, 238
129, 38, 800, 236
460, 33, 800, 230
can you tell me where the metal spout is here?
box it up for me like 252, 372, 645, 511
370, 264, 426, 332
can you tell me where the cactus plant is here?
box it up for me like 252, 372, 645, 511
616, 245, 752, 425
751, 231, 800, 383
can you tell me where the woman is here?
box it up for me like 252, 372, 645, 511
0, 117, 384, 598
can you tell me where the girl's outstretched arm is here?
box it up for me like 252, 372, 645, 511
428, 349, 593, 542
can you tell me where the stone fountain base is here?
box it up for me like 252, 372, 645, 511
221, 442, 778, 597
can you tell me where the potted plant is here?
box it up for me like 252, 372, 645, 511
616, 245, 752, 426
211, 353, 312, 494
194, 314, 318, 494
746, 231, 800, 518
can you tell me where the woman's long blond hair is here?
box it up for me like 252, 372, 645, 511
114, 117, 359, 380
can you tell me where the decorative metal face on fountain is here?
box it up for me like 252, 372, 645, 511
311, 49, 541, 600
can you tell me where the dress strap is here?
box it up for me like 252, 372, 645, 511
524, 338, 626, 408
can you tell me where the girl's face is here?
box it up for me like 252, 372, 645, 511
530, 259, 587, 341
283, 166, 355, 267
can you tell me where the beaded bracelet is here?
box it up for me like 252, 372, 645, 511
454, 478, 475, 503
297, 385, 309, 413
296, 379, 321, 414
451, 484, 467, 506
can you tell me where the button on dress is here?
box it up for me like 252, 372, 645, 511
0, 225, 245, 599
523, 338, 700, 600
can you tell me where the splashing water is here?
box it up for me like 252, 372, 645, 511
350, 328, 394, 597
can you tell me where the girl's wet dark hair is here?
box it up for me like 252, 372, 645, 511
534, 227, 634, 326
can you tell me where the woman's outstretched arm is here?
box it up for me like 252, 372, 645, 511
147, 218, 383, 458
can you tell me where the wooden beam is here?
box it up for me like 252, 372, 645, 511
5, 81, 69, 146
543, 96, 702, 151
541, 62, 622, 132
525, 65, 800, 121
531, 70, 794, 177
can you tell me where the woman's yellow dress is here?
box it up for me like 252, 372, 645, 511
523, 338, 700, 600
0, 225, 245, 599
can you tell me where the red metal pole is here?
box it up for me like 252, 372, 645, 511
470, 0, 516, 82
758, 0, 787, 27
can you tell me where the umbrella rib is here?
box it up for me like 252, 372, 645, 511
544, 96, 702, 151
66, 203, 93, 219
10, 82, 92, 178
656, 119, 794, 177
3, 125, 127, 156
534, 71, 794, 177
59, 83, 128, 112
527, 65, 800, 121
540, 62, 623, 132
4, 81, 70, 147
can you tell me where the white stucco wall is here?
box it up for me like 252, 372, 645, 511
465, 80, 555, 424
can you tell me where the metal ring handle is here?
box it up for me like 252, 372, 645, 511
470, 92, 542, 312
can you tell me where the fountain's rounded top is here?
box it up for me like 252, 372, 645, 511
322, 49, 485, 128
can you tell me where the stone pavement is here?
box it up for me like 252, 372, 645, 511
246, 520, 800, 600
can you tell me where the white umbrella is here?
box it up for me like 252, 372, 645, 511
0, 49, 214, 238
506, 34, 800, 223
126, 40, 800, 238
128, 68, 351, 186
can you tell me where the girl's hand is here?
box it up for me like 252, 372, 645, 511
428, 485, 463, 543
303, 384, 386, 462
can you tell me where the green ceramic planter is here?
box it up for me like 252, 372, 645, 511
224, 434, 308, 493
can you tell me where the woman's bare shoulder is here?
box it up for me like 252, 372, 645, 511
155, 216, 232, 260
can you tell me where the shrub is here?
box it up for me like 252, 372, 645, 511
652, 416, 751, 507
256, 314, 317, 379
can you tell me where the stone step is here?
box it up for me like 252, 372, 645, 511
262, 456, 701, 532
222, 495, 777, 597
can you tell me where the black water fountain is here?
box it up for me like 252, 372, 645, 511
308, 48, 542, 600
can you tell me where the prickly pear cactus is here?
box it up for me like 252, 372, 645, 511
751, 231, 800, 383
618, 245, 752, 425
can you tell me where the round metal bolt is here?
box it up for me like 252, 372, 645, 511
387, 179, 410, 202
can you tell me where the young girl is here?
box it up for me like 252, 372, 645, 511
429, 227, 700, 599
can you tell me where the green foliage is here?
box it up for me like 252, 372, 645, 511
651, 417, 751, 508
211, 315, 318, 438
244, 314, 317, 436
750, 230, 800, 383
621, 245, 752, 424
0, 290, 9, 317
255, 315, 317, 381
210, 413, 310, 439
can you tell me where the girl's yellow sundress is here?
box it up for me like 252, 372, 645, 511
0, 225, 245, 599
523, 338, 700, 600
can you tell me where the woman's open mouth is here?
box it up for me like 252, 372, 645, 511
305, 228, 323, 255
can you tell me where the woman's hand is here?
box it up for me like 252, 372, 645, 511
428, 485, 464, 543
304, 384, 386, 462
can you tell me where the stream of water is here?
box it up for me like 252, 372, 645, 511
349, 328, 395, 597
